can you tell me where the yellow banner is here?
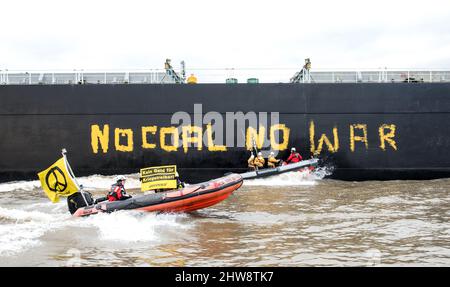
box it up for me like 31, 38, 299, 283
140, 165, 177, 191
37, 157, 79, 203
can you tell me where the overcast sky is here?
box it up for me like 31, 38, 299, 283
1, 0, 450, 81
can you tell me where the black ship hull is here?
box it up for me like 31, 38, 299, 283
1, 83, 449, 182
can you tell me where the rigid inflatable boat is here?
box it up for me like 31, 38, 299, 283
240, 158, 319, 180
72, 173, 243, 217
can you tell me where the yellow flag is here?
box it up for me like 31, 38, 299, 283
37, 157, 79, 203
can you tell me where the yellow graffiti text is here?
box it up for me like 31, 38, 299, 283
379, 124, 397, 151
309, 121, 339, 155
91, 124, 109, 154
270, 124, 290, 151
89, 122, 398, 154
141, 126, 157, 149
160, 127, 179, 152
246, 125, 266, 150
350, 124, 368, 152
206, 124, 227, 152
182, 126, 203, 153
115, 128, 134, 152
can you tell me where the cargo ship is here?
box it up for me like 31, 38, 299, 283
1, 60, 449, 182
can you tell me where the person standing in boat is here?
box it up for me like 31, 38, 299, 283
107, 175, 132, 201
248, 153, 256, 170
267, 152, 281, 168
175, 172, 185, 189
155, 171, 185, 193
254, 152, 265, 169
285, 147, 303, 164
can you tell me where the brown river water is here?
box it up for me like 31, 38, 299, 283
0, 170, 449, 266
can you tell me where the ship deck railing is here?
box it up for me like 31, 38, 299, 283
1, 68, 450, 84
0, 69, 176, 85
294, 69, 450, 84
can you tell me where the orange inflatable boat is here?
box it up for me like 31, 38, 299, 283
72, 173, 243, 217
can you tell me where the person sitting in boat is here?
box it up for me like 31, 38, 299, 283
107, 175, 132, 202
285, 147, 303, 164
254, 152, 265, 169
267, 152, 281, 168
248, 153, 256, 170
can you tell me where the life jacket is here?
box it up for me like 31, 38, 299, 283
108, 183, 126, 201
286, 152, 302, 163
254, 156, 265, 168
248, 156, 255, 168
268, 156, 279, 168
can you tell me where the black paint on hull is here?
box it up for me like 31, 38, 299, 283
0, 83, 449, 182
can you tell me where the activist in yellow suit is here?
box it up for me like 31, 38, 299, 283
254, 152, 265, 169
248, 154, 256, 170
267, 152, 280, 168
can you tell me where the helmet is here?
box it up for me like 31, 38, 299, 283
270, 151, 274, 156
291, 147, 296, 152
175, 171, 179, 177
257, 152, 262, 156
115, 175, 126, 182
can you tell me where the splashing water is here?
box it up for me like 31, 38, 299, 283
0, 176, 449, 266
0, 180, 42, 193
0, 172, 208, 257
77, 211, 192, 242
0, 203, 69, 256
4, 167, 448, 267
244, 165, 334, 186
0, 173, 142, 194
0, 203, 192, 257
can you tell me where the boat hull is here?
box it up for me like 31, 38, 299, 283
72, 173, 243, 217
240, 158, 319, 179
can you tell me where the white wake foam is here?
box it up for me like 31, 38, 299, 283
244, 166, 333, 186
77, 211, 191, 242
0, 171, 195, 256
0, 204, 69, 256
0, 173, 142, 193
0, 180, 42, 193
0, 203, 192, 256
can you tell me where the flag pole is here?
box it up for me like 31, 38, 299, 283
252, 137, 259, 172
61, 148, 89, 206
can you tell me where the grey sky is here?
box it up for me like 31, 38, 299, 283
1, 0, 450, 81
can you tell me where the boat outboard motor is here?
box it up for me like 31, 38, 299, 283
67, 191, 95, 214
